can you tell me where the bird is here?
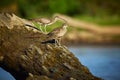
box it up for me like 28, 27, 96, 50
29, 16, 58, 33
29, 16, 66, 33
46, 23, 68, 46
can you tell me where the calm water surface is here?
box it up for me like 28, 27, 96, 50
69, 46, 120, 80
0, 46, 120, 80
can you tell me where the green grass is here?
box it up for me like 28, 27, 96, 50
32, 21, 67, 33
75, 15, 120, 26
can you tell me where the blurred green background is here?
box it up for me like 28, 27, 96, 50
0, 0, 120, 25
0, 0, 120, 45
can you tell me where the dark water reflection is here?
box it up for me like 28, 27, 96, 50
0, 46, 120, 80
69, 46, 120, 80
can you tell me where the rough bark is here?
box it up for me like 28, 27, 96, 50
0, 12, 101, 80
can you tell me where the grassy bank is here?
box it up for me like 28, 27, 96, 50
75, 15, 120, 26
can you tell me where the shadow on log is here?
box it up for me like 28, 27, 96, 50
0, 12, 102, 80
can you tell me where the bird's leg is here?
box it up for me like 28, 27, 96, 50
56, 38, 61, 46
55, 39, 58, 47
58, 38, 61, 45
54, 39, 58, 47
57, 37, 61, 46
54, 39, 58, 46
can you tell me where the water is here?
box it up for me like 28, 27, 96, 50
69, 46, 120, 80
0, 68, 15, 80
0, 46, 120, 80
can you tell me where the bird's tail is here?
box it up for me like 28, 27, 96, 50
25, 24, 40, 30
41, 39, 55, 44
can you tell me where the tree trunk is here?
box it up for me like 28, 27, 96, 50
0, 12, 101, 80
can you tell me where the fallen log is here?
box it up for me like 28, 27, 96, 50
0, 12, 101, 80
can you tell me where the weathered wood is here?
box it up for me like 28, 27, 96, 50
0, 12, 101, 80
